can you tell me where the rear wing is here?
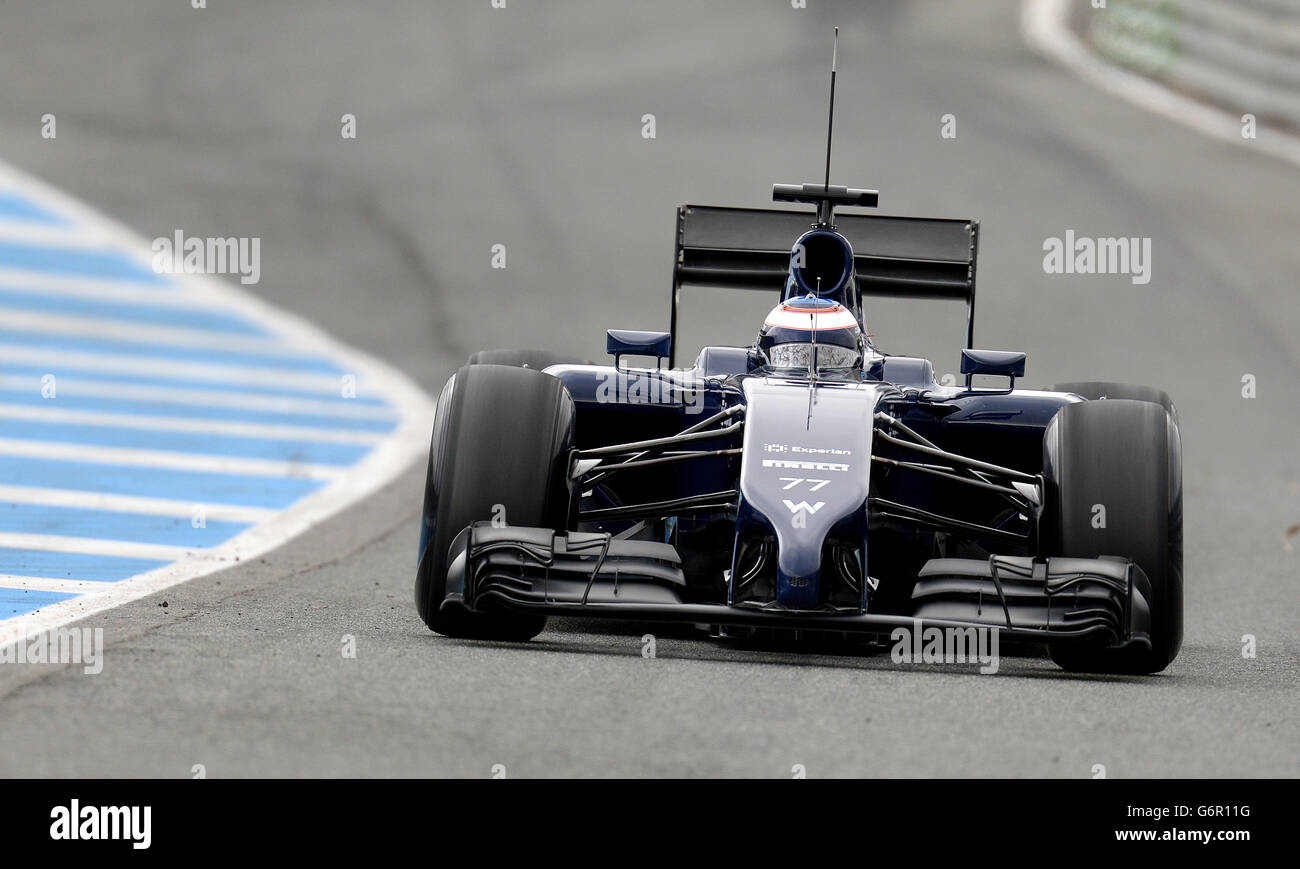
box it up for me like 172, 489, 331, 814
670, 205, 979, 366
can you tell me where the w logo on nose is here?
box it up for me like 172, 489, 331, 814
783, 500, 825, 515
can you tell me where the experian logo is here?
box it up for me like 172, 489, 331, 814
763, 444, 851, 456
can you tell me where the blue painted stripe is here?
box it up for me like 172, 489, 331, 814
0, 179, 414, 621
0, 192, 68, 226
0, 390, 397, 432
0, 586, 79, 617
0, 287, 271, 335
0, 240, 171, 284
0, 329, 344, 373
0, 420, 369, 465
0, 503, 250, 548
0, 549, 169, 583
0, 456, 325, 507
0, 362, 391, 406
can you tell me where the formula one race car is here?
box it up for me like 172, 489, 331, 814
414, 49, 1182, 674
412, 172, 1183, 673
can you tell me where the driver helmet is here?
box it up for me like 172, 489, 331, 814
757, 295, 864, 372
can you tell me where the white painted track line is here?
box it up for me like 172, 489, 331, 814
0, 269, 195, 304
0, 575, 105, 595
0, 345, 355, 393
0, 438, 347, 479
0, 485, 275, 524
1022, 0, 1300, 169
0, 307, 339, 356
0, 533, 196, 562
0, 404, 386, 445
0, 219, 123, 247
0, 374, 400, 420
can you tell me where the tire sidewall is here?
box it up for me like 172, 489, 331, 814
1043, 398, 1181, 672
416, 364, 575, 637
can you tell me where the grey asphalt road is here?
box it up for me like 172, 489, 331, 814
0, 0, 1296, 777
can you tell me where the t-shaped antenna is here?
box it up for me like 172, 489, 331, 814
822, 25, 838, 220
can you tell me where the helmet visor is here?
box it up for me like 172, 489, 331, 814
766, 342, 860, 370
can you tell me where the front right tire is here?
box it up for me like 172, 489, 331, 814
466, 348, 586, 369
415, 363, 576, 641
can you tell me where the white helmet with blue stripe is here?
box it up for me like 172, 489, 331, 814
757, 294, 864, 372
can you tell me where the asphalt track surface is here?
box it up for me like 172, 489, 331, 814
0, 0, 1296, 777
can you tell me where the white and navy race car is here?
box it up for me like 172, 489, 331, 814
412, 173, 1182, 674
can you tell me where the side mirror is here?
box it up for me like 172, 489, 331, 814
607, 330, 671, 369
960, 348, 1026, 389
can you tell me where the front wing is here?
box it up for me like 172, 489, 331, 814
443, 524, 1153, 649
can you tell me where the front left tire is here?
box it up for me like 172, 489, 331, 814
1042, 397, 1183, 673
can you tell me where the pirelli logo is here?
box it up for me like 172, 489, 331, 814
762, 459, 849, 472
